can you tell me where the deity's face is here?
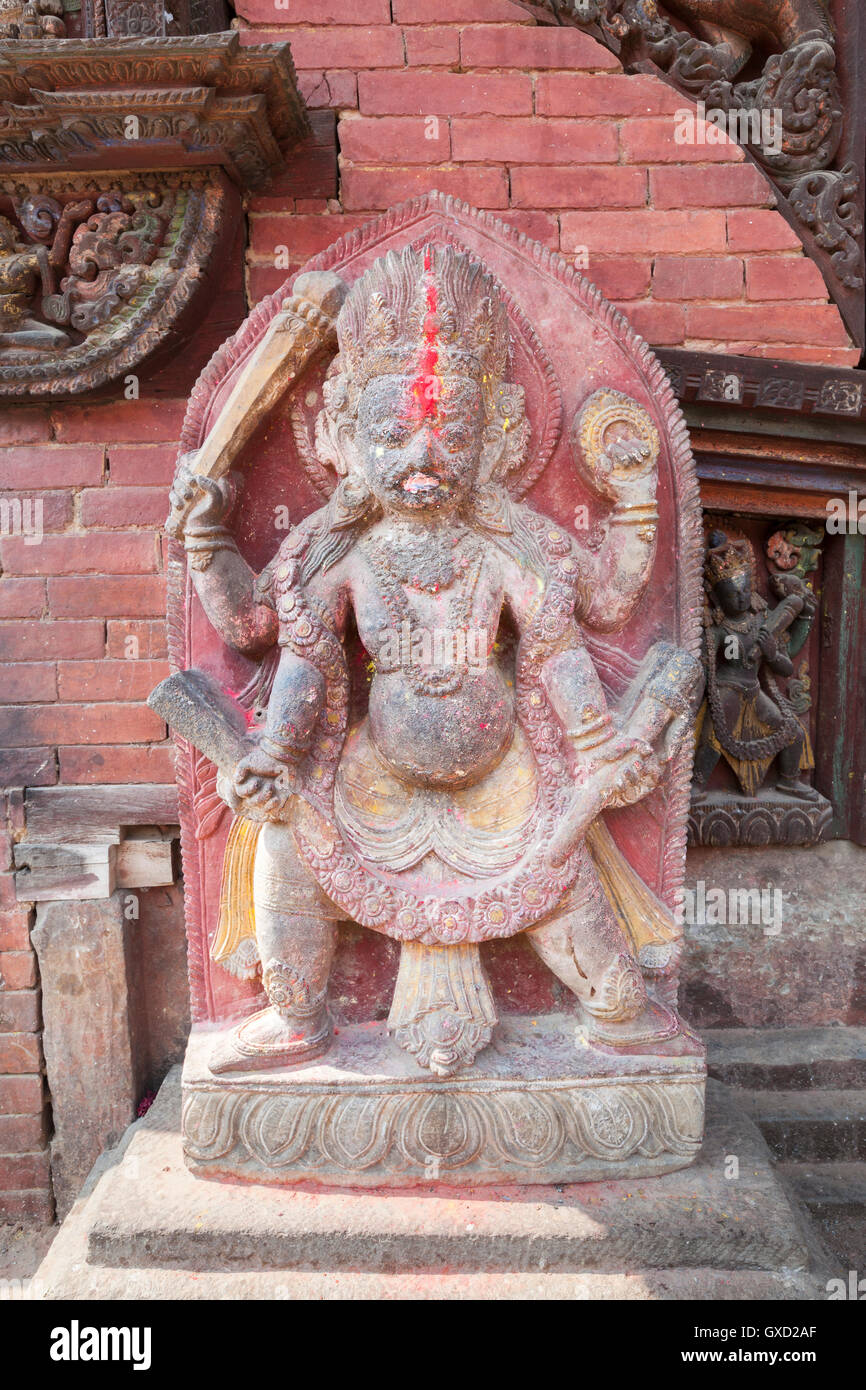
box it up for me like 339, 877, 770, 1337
355, 371, 485, 517
713, 574, 751, 616
766, 532, 796, 570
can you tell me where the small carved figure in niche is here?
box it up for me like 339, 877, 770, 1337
0, 0, 65, 37
0, 215, 73, 353
694, 527, 819, 802
157, 244, 702, 1079
766, 521, 823, 725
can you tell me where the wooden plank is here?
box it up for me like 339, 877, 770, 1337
116, 839, 175, 889
815, 530, 866, 844
14, 841, 117, 902
697, 482, 832, 519
24, 784, 179, 841
657, 348, 866, 432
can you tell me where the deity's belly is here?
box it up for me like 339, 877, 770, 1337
367, 668, 514, 788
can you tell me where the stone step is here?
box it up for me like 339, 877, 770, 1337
737, 1090, 866, 1162
34, 1161, 825, 1299
778, 1162, 866, 1273
780, 1161, 866, 1211
45, 1070, 816, 1279
34, 1069, 835, 1300
36, 1258, 825, 1301
705, 1026, 866, 1092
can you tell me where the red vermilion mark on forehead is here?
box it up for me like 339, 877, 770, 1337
401, 245, 442, 432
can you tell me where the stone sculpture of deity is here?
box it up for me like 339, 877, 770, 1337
158, 242, 701, 1079
152, 204, 707, 1185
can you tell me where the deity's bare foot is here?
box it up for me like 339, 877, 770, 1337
586, 998, 680, 1049
776, 776, 820, 802
208, 1005, 332, 1074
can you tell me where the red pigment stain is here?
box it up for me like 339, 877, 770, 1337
225, 687, 257, 727
402, 245, 443, 432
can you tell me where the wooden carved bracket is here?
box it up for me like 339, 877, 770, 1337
0, 32, 310, 396
532, 0, 865, 348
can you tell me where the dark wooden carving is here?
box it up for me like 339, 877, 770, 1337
0, 171, 240, 396
656, 347, 866, 518
1, 0, 231, 39
0, 35, 308, 188
0, 32, 309, 396
538, 0, 865, 348
689, 516, 832, 846
0, 0, 66, 38
651, 346, 866, 849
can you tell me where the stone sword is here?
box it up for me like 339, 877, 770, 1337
166, 269, 349, 538
148, 669, 298, 818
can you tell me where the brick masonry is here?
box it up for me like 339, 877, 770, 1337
0, 0, 858, 1223
239, 0, 856, 366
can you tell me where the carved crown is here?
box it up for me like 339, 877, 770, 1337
705, 530, 752, 585
335, 243, 511, 415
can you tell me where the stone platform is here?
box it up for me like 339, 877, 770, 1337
34, 1067, 832, 1299
182, 1014, 706, 1186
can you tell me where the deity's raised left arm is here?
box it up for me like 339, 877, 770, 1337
571, 426, 660, 634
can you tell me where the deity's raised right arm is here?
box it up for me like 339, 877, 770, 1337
169, 465, 278, 658
569, 393, 662, 634
165, 269, 349, 656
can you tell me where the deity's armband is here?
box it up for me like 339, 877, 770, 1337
608, 496, 660, 546
541, 643, 615, 757
617, 643, 704, 763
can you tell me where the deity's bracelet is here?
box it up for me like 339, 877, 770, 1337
184, 526, 236, 569
610, 500, 659, 522
258, 735, 306, 765
184, 524, 234, 551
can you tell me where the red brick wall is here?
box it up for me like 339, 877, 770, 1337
0, 788, 50, 1222
241, 0, 856, 366
0, 250, 246, 1222
0, 0, 857, 1222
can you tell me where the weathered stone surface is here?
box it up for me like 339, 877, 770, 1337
31, 892, 141, 1218
707, 1025, 866, 1091
34, 1248, 824, 1301
681, 840, 866, 1029
781, 1161, 866, 1272
32, 1067, 831, 1299
182, 1015, 705, 1187
130, 883, 190, 1095
738, 1090, 866, 1163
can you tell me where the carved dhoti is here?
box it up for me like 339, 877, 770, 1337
209, 711, 680, 1070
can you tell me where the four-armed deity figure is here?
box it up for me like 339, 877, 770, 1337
158, 243, 701, 1081
695, 528, 819, 803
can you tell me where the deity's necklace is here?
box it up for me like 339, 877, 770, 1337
362, 532, 486, 695
719, 612, 754, 634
